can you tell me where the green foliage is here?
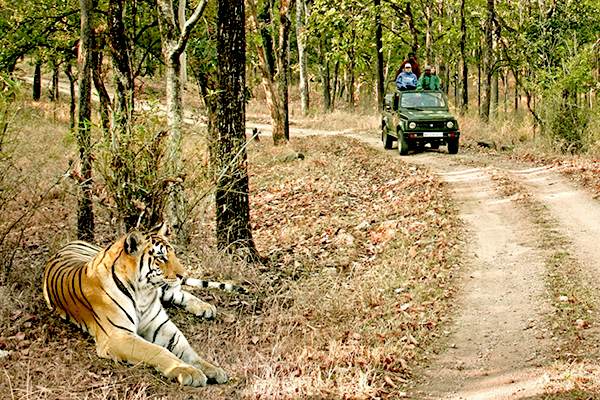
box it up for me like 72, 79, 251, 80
0, 0, 79, 71
491, 0, 600, 151
188, 33, 218, 83
541, 91, 589, 152
529, 23, 599, 152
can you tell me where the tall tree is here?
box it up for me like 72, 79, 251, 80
212, 0, 258, 258
459, 0, 468, 114
77, 0, 95, 241
374, 0, 384, 110
296, 0, 309, 115
479, 0, 495, 122
91, 38, 111, 136
107, 0, 134, 147
248, 0, 295, 145
155, 0, 208, 231
32, 60, 42, 101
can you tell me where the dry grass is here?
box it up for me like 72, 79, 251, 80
0, 94, 462, 399
458, 112, 547, 153
246, 99, 380, 133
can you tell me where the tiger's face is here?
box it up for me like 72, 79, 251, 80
146, 234, 185, 285
120, 224, 186, 288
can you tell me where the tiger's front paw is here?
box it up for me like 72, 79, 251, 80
167, 364, 208, 387
185, 298, 217, 319
208, 366, 228, 384
197, 364, 228, 384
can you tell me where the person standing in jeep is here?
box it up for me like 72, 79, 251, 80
417, 65, 441, 90
396, 63, 418, 91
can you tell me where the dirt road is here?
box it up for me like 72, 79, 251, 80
403, 154, 554, 399
334, 132, 600, 399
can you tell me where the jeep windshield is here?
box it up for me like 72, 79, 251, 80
400, 92, 447, 109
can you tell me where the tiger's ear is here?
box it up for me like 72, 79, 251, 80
124, 231, 145, 255
149, 222, 171, 237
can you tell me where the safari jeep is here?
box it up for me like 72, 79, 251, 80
381, 90, 460, 155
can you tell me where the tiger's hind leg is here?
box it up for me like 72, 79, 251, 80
141, 311, 228, 384
95, 330, 209, 387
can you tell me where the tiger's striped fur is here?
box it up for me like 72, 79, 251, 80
43, 224, 229, 387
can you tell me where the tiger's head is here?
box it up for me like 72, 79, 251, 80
146, 222, 185, 285
117, 223, 185, 288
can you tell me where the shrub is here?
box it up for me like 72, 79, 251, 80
0, 75, 22, 281
96, 107, 182, 231
539, 45, 597, 153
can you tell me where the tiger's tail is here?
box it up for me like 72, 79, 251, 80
180, 277, 247, 294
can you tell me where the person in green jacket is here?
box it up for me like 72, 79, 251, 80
417, 65, 441, 90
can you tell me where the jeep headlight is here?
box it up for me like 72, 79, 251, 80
446, 121, 455, 129
408, 122, 417, 129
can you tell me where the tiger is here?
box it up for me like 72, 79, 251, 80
42, 223, 235, 387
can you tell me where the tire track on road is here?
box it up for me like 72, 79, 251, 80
408, 161, 552, 400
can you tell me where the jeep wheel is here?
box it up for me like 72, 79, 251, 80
447, 138, 459, 154
382, 125, 393, 149
398, 134, 409, 155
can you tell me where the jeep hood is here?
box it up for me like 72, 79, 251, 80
400, 109, 454, 120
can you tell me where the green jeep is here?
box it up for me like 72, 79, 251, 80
381, 90, 460, 155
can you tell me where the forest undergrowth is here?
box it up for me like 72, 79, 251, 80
0, 95, 463, 399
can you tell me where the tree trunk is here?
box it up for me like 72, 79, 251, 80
91, 48, 111, 137
454, 69, 459, 108
65, 64, 77, 131
276, 0, 294, 141
477, 47, 481, 112
445, 67, 450, 95
156, 0, 207, 232
50, 65, 60, 101
247, 0, 290, 145
212, 0, 258, 259
374, 0, 384, 110
480, 0, 494, 123
459, 0, 468, 114
165, 56, 183, 175
178, 0, 188, 85
424, 2, 432, 64
258, 0, 276, 75
502, 70, 508, 114
33, 61, 42, 101
405, 3, 419, 53
321, 57, 331, 112
333, 60, 341, 107
514, 70, 519, 111
345, 64, 353, 106
491, 70, 498, 118
107, 0, 134, 148
77, 0, 95, 242
296, 0, 309, 115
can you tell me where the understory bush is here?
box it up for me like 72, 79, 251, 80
95, 107, 180, 232
538, 45, 598, 153
0, 75, 22, 281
